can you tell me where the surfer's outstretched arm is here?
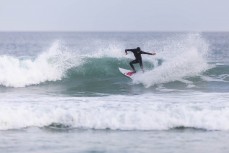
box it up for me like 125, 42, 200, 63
125, 49, 135, 55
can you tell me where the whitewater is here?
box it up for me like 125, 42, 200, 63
0, 32, 229, 153
1, 92, 229, 131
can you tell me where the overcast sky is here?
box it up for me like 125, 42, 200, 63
0, 0, 229, 31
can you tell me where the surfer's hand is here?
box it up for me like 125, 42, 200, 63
151, 53, 156, 55
125, 50, 128, 55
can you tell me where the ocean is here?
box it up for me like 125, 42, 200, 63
0, 32, 228, 153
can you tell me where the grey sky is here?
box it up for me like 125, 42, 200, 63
0, 0, 229, 31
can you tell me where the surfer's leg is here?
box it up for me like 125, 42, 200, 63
130, 60, 138, 73
139, 60, 144, 72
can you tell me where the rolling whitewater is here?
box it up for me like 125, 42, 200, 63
0, 32, 229, 153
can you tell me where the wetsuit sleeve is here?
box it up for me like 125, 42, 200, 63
140, 51, 152, 55
125, 49, 137, 54
125, 49, 136, 52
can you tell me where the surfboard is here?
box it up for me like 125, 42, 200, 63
118, 67, 135, 79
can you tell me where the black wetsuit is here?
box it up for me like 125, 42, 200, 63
125, 48, 152, 72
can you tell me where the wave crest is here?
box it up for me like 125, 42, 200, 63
0, 41, 80, 87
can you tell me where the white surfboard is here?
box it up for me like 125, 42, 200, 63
118, 67, 135, 79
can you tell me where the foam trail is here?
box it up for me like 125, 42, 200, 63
0, 41, 81, 87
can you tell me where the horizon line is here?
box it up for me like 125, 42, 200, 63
0, 30, 229, 33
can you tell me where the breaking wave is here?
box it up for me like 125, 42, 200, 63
0, 33, 228, 88
0, 93, 229, 131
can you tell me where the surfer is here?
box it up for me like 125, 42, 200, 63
125, 47, 156, 73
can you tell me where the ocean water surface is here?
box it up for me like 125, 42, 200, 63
0, 32, 229, 153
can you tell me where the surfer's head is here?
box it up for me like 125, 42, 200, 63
137, 47, 141, 51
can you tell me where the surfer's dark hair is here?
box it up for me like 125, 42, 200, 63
137, 47, 141, 51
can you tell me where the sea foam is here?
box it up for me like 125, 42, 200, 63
0, 93, 229, 131
0, 41, 81, 87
